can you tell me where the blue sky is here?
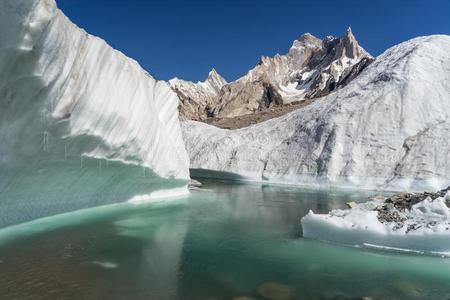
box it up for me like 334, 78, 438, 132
58, 0, 450, 82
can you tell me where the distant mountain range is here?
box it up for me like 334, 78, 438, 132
171, 28, 373, 120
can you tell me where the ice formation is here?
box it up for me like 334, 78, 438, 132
301, 193, 450, 255
0, 0, 189, 227
183, 35, 450, 191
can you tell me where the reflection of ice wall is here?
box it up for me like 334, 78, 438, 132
0, 0, 189, 227
141, 224, 187, 299
115, 210, 188, 300
183, 35, 450, 191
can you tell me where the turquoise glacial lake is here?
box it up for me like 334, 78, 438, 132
0, 180, 449, 299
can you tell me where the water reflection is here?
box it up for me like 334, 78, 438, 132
199, 180, 378, 237
115, 212, 188, 300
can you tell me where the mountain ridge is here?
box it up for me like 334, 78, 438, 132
171, 28, 373, 120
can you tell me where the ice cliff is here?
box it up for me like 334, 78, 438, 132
183, 35, 450, 191
0, 0, 189, 227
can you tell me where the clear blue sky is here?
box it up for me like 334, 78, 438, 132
57, 0, 450, 82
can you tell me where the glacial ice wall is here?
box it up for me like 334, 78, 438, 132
183, 35, 450, 191
0, 0, 190, 227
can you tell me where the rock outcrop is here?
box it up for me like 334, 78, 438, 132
170, 69, 227, 120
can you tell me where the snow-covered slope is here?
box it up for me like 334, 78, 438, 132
175, 28, 372, 120
170, 69, 227, 120
183, 35, 450, 191
0, 0, 189, 227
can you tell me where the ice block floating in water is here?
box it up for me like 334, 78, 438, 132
301, 189, 450, 255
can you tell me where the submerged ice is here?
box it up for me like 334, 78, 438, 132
0, 0, 189, 227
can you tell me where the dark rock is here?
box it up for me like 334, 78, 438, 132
375, 187, 450, 225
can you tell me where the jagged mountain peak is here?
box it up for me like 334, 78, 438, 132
206, 68, 227, 90
291, 29, 370, 59
174, 28, 374, 120
290, 33, 322, 53
208, 68, 220, 78
341, 27, 371, 59
346, 26, 353, 35
169, 69, 227, 120
296, 32, 321, 43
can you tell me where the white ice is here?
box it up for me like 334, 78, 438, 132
301, 196, 450, 254
0, 0, 190, 227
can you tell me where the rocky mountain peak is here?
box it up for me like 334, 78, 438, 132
206, 68, 227, 92
174, 28, 374, 120
290, 33, 322, 53
346, 26, 353, 36
297, 32, 321, 43
339, 27, 370, 59
208, 68, 218, 78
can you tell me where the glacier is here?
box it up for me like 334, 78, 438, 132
183, 35, 450, 192
0, 0, 190, 228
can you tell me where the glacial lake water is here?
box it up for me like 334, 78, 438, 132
0, 179, 450, 299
